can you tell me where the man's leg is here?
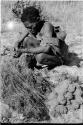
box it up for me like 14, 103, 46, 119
36, 53, 62, 67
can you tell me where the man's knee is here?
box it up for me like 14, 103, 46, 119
36, 53, 46, 64
57, 31, 67, 41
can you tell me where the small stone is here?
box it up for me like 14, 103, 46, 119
74, 87, 82, 97
75, 96, 83, 105
67, 100, 71, 105
65, 92, 73, 100
68, 84, 76, 93
67, 104, 73, 111
59, 99, 67, 105
55, 105, 68, 114
71, 100, 80, 110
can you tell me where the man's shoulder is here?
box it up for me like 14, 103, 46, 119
39, 21, 54, 37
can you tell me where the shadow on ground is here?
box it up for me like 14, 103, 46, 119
64, 52, 83, 67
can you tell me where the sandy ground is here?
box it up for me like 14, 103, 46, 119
0, 0, 83, 123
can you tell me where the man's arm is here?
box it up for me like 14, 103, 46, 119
17, 45, 50, 54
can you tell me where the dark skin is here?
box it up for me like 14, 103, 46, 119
14, 21, 60, 54
14, 21, 67, 67
15, 44, 63, 67
16, 45, 50, 54
14, 22, 45, 53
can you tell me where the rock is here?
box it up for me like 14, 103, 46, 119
65, 92, 73, 100
57, 95, 65, 104
74, 87, 82, 98
55, 80, 69, 96
71, 100, 80, 110
75, 96, 83, 105
59, 99, 67, 105
53, 105, 68, 117
68, 84, 76, 93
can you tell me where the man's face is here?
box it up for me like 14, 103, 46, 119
24, 21, 37, 34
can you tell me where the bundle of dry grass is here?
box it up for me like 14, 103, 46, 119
1, 54, 53, 122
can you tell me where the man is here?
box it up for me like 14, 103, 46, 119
14, 6, 68, 69
14, 6, 44, 57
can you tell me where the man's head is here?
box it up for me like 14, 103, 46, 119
21, 6, 42, 35
21, 6, 40, 23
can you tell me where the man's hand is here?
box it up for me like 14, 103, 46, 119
13, 45, 48, 58
13, 48, 22, 58
13, 48, 33, 58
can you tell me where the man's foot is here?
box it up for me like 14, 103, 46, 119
13, 51, 22, 58
36, 62, 43, 67
35, 62, 48, 69
42, 65, 48, 68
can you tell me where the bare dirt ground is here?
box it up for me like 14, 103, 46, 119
0, 0, 83, 123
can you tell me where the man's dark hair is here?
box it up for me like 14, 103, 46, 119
21, 6, 40, 23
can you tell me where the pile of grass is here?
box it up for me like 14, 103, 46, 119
1, 54, 53, 122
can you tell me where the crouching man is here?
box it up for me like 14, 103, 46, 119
14, 6, 68, 69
